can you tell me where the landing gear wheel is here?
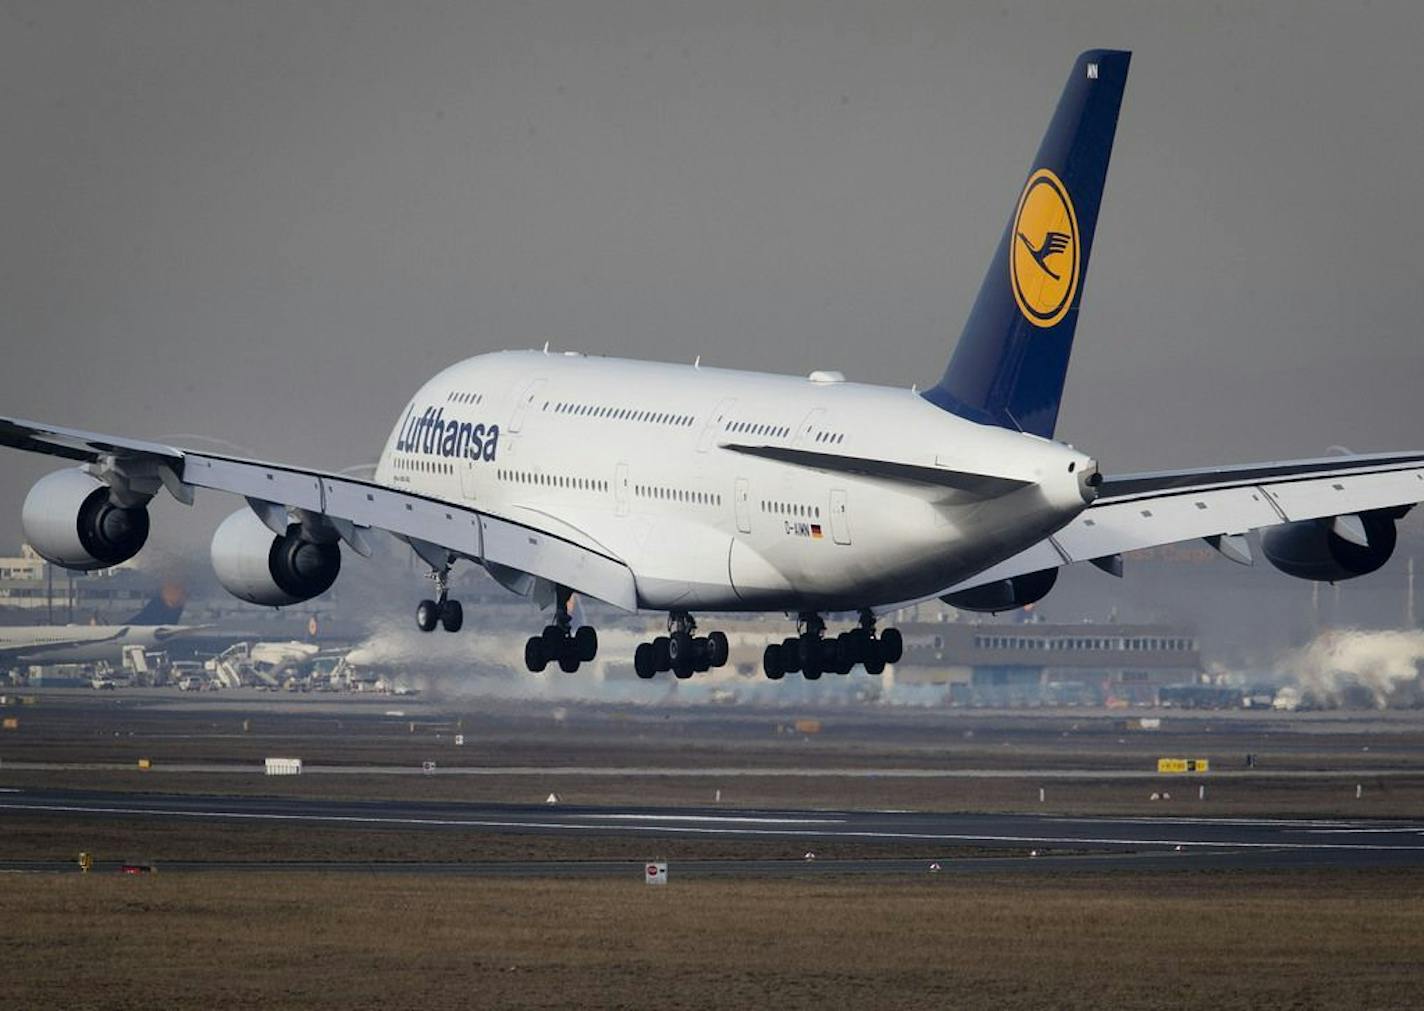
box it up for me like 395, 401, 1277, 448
797, 637, 821, 678
780, 637, 802, 673
439, 599, 463, 633
763, 643, 785, 680
634, 642, 657, 679
652, 636, 672, 671
864, 652, 886, 676
834, 633, 854, 675
880, 627, 904, 664
574, 625, 598, 663
669, 631, 695, 678
707, 630, 730, 668
558, 650, 581, 674
524, 637, 549, 673
416, 599, 440, 633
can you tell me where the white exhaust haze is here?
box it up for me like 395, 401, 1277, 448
1287, 629, 1424, 708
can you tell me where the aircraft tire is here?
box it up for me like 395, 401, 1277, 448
634, 642, 657, 679
440, 599, 463, 633
416, 599, 440, 633
524, 636, 549, 673
763, 643, 785, 679
574, 625, 598, 662
780, 637, 802, 673
880, 628, 904, 664
707, 630, 730, 667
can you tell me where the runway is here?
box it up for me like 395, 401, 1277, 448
4, 760, 1420, 779
5, 788, 1424, 873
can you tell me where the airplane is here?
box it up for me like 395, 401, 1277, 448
4, 49, 1423, 683
0, 587, 199, 666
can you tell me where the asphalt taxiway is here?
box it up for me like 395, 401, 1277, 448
4, 788, 1424, 873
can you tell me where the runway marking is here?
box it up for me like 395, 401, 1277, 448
567, 814, 845, 825
4, 801, 1424, 852
1047, 815, 1424, 830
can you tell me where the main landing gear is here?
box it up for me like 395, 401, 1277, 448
762, 609, 902, 680
524, 585, 599, 674
633, 612, 730, 680
415, 567, 463, 633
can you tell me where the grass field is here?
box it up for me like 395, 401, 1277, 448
4, 870, 1423, 1010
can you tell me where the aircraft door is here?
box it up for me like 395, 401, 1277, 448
460, 457, 479, 501
698, 398, 738, 452
734, 478, 752, 533
508, 378, 546, 433
829, 488, 851, 545
615, 463, 630, 516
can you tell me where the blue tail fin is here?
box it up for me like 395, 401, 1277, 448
923, 50, 1130, 438
128, 586, 186, 624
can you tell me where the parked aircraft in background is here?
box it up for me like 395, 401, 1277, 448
5, 50, 1423, 682
0, 587, 200, 666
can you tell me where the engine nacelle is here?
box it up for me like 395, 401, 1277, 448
941, 567, 1058, 613
211, 508, 341, 606
1261, 511, 1398, 582
21, 468, 150, 571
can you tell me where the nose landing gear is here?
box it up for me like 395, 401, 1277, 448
415, 566, 463, 633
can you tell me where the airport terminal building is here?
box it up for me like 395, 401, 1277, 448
895, 620, 1202, 705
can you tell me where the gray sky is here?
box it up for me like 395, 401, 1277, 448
4, 0, 1424, 556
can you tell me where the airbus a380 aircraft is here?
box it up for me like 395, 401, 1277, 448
5, 50, 1423, 681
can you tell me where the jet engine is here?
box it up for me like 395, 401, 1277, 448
1261, 509, 1401, 583
941, 567, 1058, 613
210, 507, 341, 606
21, 468, 150, 570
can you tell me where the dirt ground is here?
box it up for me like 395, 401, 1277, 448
6, 691, 1424, 1007
4, 870, 1423, 1010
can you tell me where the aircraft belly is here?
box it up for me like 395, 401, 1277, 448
628, 518, 738, 611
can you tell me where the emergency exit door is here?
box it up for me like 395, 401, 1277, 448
829, 489, 851, 544
734, 478, 751, 533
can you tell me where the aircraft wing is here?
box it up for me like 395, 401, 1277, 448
941, 452, 1424, 594
0, 416, 639, 611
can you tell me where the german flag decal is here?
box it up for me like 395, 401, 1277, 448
810, 524, 824, 539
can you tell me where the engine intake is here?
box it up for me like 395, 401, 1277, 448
941, 567, 1058, 613
211, 507, 341, 606
1261, 510, 1399, 582
22, 469, 150, 571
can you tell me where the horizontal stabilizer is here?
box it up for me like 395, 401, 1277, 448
720, 442, 1032, 497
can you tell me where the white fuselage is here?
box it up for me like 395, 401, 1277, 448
372, 351, 1096, 613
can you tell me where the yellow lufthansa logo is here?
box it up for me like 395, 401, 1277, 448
1010, 168, 1080, 328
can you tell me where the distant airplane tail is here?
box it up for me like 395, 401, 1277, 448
923, 49, 1130, 439
128, 583, 186, 624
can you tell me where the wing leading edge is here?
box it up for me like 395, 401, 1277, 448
941, 452, 1424, 594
